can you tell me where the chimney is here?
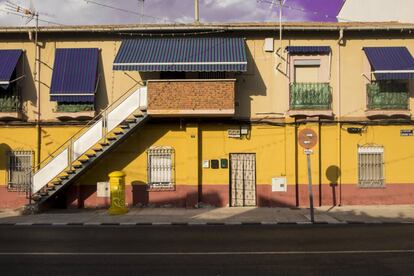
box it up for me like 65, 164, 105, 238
195, 0, 200, 23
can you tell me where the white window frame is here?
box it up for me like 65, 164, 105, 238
147, 146, 175, 190
358, 146, 385, 188
7, 150, 33, 192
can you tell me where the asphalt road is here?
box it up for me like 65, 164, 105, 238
0, 224, 414, 276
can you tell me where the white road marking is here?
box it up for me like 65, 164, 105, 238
0, 250, 414, 256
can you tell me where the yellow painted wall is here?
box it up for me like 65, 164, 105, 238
0, 125, 81, 187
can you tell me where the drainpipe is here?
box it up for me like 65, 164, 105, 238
337, 28, 344, 206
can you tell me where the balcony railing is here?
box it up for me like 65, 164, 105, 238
290, 83, 332, 110
56, 103, 95, 113
0, 95, 21, 113
367, 82, 409, 110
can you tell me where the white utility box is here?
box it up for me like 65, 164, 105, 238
272, 177, 287, 192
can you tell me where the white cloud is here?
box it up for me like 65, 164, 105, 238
0, 0, 316, 26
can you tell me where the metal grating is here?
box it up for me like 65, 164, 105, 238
358, 146, 385, 188
7, 151, 33, 192
147, 147, 175, 190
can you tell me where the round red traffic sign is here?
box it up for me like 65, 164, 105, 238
298, 128, 318, 149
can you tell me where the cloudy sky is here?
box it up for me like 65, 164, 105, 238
0, 0, 344, 26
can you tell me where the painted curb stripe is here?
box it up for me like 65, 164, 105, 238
1, 221, 414, 226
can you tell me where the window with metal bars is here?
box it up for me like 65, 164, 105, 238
147, 147, 175, 190
358, 146, 385, 188
7, 151, 33, 192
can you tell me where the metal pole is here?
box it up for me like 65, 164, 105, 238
195, 0, 200, 23
306, 152, 315, 223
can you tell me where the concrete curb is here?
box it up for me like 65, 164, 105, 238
1, 221, 414, 226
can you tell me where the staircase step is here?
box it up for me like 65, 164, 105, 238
107, 136, 117, 141
114, 131, 124, 135
32, 195, 41, 201
52, 180, 62, 185
59, 175, 69, 180
86, 153, 96, 158
66, 170, 75, 175
47, 185, 56, 191
73, 164, 83, 169
133, 113, 143, 118
93, 147, 103, 152
79, 158, 89, 164
120, 125, 130, 129
125, 118, 136, 124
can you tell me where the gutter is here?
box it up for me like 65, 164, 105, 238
0, 24, 413, 34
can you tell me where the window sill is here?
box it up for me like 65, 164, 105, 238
287, 109, 334, 117
147, 186, 176, 192
54, 110, 96, 121
0, 111, 23, 121
365, 109, 411, 118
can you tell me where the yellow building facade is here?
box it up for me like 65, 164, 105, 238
1, 22, 414, 209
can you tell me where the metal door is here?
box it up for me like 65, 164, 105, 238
230, 153, 256, 207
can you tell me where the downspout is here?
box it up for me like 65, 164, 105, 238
337, 28, 344, 206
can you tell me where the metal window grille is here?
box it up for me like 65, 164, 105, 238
7, 151, 33, 192
147, 147, 174, 190
358, 146, 385, 188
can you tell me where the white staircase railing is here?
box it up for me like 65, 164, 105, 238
32, 86, 148, 195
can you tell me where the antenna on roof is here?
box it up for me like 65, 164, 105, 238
138, 0, 145, 24
195, 0, 200, 24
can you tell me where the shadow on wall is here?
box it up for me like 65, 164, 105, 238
65, 124, 171, 208
131, 184, 225, 208
325, 165, 341, 206
95, 52, 109, 113
235, 44, 267, 118
0, 143, 12, 171
20, 53, 37, 120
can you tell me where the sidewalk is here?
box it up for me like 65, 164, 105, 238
2, 205, 414, 225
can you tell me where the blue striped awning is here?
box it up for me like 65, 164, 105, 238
363, 47, 414, 80
0, 49, 22, 87
286, 46, 331, 54
50, 48, 99, 103
113, 37, 247, 72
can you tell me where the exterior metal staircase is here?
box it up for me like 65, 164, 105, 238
30, 86, 149, 206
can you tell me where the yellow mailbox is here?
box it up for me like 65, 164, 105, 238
108, 171, 128, 215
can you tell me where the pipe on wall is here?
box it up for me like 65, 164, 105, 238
337, 28, 344, 206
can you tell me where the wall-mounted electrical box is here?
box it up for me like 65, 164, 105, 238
211, 159, 219, 169
202, 160, 210, 168
220, 158, 228, 169
264, 38, 274, 52
97, 182, 110, 197
272, 177, 287, 192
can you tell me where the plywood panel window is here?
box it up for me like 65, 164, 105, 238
147, 147, 175, 191
358, 146, 385, 188
7, 151, 33, 192
294, 64, 320, 83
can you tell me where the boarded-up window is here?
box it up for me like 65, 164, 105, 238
7, 151, 33, 192
294, 65, 320, 83
358, 146, 385, 188
147, 147, 174, 190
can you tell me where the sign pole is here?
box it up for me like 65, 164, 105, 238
298, 128, 318, 224
306, 151, 315, 223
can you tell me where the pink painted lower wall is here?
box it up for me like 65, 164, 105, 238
66, 184, 199, 209
0, 187, 29, 209
58, 183, 414, 209
2, 183, 414, 209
